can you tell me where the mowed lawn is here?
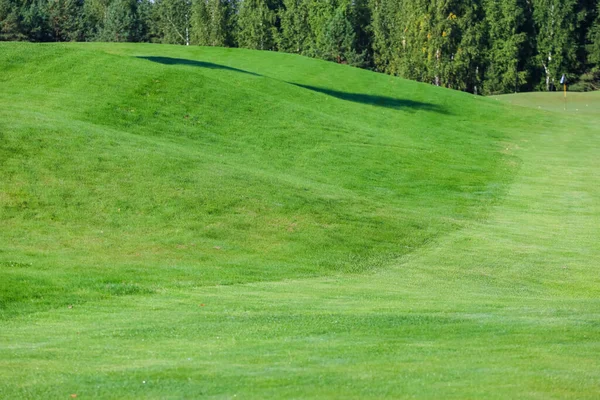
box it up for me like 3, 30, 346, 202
1, 43, 599, 399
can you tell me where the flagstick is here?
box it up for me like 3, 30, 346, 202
564, 83, 567, 111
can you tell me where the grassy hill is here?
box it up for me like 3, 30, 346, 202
1, 43, 599, 399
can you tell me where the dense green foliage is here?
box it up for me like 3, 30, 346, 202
2, 0, 600, 93
1, 42, 599, 398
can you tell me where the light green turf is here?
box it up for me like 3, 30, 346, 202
1, 43, 599, 399
492, 90, 600, 116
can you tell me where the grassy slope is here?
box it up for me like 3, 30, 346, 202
1, 43, 514, 313
1, 43, 599, 398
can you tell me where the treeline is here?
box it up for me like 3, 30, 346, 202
2, 0, 600, 94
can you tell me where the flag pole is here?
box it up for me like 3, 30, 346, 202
561, 74, 567, 111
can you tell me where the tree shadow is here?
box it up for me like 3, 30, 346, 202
289, 83, 448, 113
136, 56, 445, 113
137, 56, 262, 77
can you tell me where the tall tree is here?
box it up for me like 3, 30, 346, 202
304, 0, 335, 58
276, 0, 310, 53
191, 0, 210, 44
483, 0, 530, 94
96, 0, 138, 42
532, 0, 580, 91
589, 3, 600, 66
0, 0, 26, 41
451, 1, 486, 93
237, 0, 275, 50
136, 0, 154, 42
322, 3, 361, 65
154, 0, 192, 45
191, 0, 230, 46
46, 0, 83, 41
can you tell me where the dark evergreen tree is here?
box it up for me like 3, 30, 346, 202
21, 0, 52, 41
532, 0, 580, 91
276, 0, 310, 53
237, 0, 275, 50
96, 0, 137, 42
304, 0, 335, 58
451, 1, 486, 93
191, 0, 229, 46
0, 0, 26, 41
483, 0, 530, 94
46, 0, 83, 41
191, 0, 209, 44
322, 3, 361, 65
369, 0, 406, 76
136, 0, 154, 42
1, 0, 599, 94
589, 3, 600, 66
154, 0, 192, 45
392, 0, 429, 81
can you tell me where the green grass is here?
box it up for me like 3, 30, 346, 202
493, 90, 600, 116
1, 43, 599, 398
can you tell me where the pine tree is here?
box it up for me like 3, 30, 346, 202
82, 0, 109, 40
532, 0, 580, 91
483, 0, 529, 94
276, 0, 309, 53
322, 3, 362, 65
451, 1, 486, 93
205, 0, 228, 46
191, 0, 210, 44
46, 0, 84, 41
369, 0, 393, 72
0, 0, 26, 41
136, 0, 153, 42
303, 0, 334, 58
97, 0, 138, 42
237, 0, 275, 50
394, 0, 429, 81
589, 3, 600, 66
154, 0, 192, 45
349, 0, 371, 65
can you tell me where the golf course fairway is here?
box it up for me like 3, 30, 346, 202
1, 43, 599, 399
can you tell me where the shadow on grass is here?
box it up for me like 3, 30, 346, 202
289, 83, 448, 113
137, 56, 445, 113
137, 56, 262, 76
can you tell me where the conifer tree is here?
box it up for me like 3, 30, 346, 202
276, 0, 310, 53
395, 0, 429, 81
19, 0, 51, 41
46, 0, 84, 41
349, 0, 371, 64
368, 0, 392, 71
323, 3, 360, 65
154, 0, 192, 45
0, 0, 26, 41
451, 1, 486, 93
97, 0, 138, 42
191, 0, 209, 44
192, 0, 229, 46
136, 0, 153, 42
483, 0, 529, 94
304, 0, 335, 58
237, 0, 275, 50
532, 0, 580, 91
82, 0, 108, 40
589, 4, 600, 66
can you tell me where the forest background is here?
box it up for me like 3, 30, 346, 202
1, 0, 600, 94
